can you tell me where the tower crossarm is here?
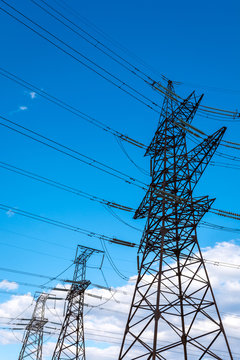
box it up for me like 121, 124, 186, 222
185, 127, 226, 191
138, 195, 214, 252
135, 123, 224, 222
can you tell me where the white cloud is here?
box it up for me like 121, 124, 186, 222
0, 280, 18, 291
9, 105, 28, 116
86, 345, 120, 360
0, 294, 33, 319
0, 293, 33, 345
19, 106, 28, 111
0, 330, 19, 345
6, 209, 15, 218
29, 92, 36, 99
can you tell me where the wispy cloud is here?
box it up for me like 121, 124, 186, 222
0, 280, 18, 291
9, 106, 28, 115
6, 209, 15, 218
19, 106, 28, 111
29, 91, 36, 99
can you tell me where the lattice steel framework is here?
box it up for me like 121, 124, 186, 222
119, 82, 233, 359
52, 245, 103, 360
18, 292, 49, 360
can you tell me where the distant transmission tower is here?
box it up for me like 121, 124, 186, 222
119, 81, 233, 359
18, 292, 49, 360
52, 245, 103, 360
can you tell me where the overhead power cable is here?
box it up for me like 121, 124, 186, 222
2, 325, 239, 359
2, 298, 240, 326
4, 308, 240, 358
29, 0, 240, 120
156, 187, 240, 221
1, 66, 240, 165
1, 252, 240, 299
0, 157, 239, 231
200, 221, 240, 234
0, 0, 161, 113
0, 239, 70, 261
0, 115, 147, 190
0, 203, 138, 248
0, 128, 239, 225
2, 0, 238, 121
0, 161, 135, 213
174, 117, 240, 150
0, 205, 238, 260
1, 157, 240, 225
115, 136, 148, 175
151, 82, 239, 120
0, 67, 146, 150
2, 63, 240, 166
30, 0, 154, 84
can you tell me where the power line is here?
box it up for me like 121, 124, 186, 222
0, 66, 146, 149
0, 160, 135, 212
0, 0, 161, 113
29, 0, 240, 120
4, 321, 239, 358
29, 0, 153, 84
1, 157, 240, 233
2, 0, 238, 121
200, 221, 240, 234
0, 226, 76, 252
1, 67, 240, 170
1, 255, 240, 299
0, 115, 147, 190
1, 116, 240, 221
0, 240, 70, 261
52, 0, 240, 100
173, 116, 240, 150
0, 202, 138, 248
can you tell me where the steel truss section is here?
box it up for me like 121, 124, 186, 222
119, 82, 233, 359
18, 293, 49, 360
52, 245, 103, 360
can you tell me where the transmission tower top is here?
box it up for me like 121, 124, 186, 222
18, 292, 49, 360
52, 245, 103, 360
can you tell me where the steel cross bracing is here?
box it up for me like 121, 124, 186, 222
52, 245, 103, 360
18, 293, 49, 360
119, 81, 233, 359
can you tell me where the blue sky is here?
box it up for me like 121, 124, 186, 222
0, 0, 239, 358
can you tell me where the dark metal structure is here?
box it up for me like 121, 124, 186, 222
119, 82, 233, 359
52, 245, 103, 360
18, 292, 49, 360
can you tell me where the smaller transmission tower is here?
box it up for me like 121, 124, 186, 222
18, 292, 49, 360
52, 245, 103, 360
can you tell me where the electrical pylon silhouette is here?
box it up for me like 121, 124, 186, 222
119, 81, 233, 359
18, 292, 49, 360
52, 245, 103, 360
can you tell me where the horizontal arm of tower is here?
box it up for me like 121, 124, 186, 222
66, 280, 91, 301
137, 196, 215, 252
134, 173, 215, 219
26, 318, 48, 332
183, 126, 226, 192
136, 126, 226, 220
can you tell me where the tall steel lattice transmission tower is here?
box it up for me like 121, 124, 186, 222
119, 82, 233, 359
18, 292, 49, 360
52, 245, 103, 360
